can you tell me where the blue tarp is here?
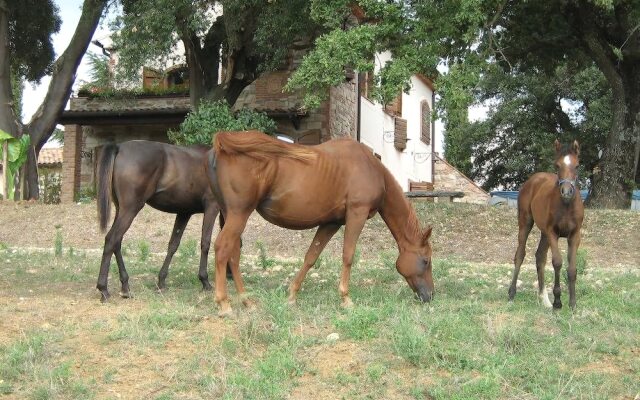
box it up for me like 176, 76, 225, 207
491, 190, 640, 201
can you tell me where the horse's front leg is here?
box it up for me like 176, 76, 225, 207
339, 208, 368, 308
229, 238, 252, 308
289, 223, 340, 305
213, 212, 250, 317
535, 233, 552, 308
548, 233, 563, 309
509, 215, 533, 301
567, 231, 581, 311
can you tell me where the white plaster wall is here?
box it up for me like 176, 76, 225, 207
358, 57, 434, 192
402, 75, 433, 183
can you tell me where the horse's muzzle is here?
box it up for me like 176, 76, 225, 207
558, 179, 576, 201
417, 287, 433, 303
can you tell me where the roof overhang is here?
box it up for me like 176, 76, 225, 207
58, 107, 191, 126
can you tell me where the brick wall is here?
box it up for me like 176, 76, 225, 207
61, 125, 82, 203
433, 155, 489, 204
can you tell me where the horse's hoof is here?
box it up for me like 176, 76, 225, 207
217, 301, 233, 318
341, 297, 354, 308
243, 299, 257, 310
99, 292, 110, 303
287, 296, 297, 306
218, 308, 234, 318
202, 283, 213, 291
553, 301, 562, 309
120, 291, 131, 299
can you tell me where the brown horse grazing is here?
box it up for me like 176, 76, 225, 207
207, 130, 434, 316
509, 139, 584, 310
96, 140, 223, 302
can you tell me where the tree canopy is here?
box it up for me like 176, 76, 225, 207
289, 0, 639, 208
111, 0, 321, 107
3, 0, 639, 207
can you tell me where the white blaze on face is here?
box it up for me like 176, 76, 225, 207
563, 155, 572, 167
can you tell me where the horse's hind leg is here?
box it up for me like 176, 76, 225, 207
288, 223, 341, 305
97, 207, 140, 302
509, 213, 533, 301
535, 233, 553, 308
339, 208, 369, 308
157, 213, 191, 291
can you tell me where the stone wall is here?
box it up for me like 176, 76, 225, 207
328, 82, 357, 140
433, 155, 489, 204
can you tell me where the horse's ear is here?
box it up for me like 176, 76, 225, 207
421, 226, 432, 246
572, 140, 580, 156
554, 139, 561, 154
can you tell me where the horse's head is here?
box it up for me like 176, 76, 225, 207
554, 139, 580, 203
396, 226, 434, 302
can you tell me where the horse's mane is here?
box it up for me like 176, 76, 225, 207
214, 130, 316, 162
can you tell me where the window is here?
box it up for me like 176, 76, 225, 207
421, 100, 431, 145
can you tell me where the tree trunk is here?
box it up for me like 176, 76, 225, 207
574, 2, 639, 209
20, 0, 106, 199
589, 85, 638, 208
0, 0, 19, 138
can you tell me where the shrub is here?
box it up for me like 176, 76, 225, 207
168, 100, 277, 146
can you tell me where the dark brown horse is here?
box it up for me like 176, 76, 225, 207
96, 140, 223, 302
207, 131, 433, 316
509, 139, 584, 310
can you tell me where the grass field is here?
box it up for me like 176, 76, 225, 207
0, 235, 638, 399
0, 201, 639, 399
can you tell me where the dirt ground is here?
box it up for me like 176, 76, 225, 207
0, 200, 638, 267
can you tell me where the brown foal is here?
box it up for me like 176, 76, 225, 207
509, 139, 584, 310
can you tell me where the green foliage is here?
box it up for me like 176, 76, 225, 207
333, 306, 380, 340
54, 228, 63, 257
75, 186, 96, 204
38, 167, 61, 204
138, 240, 151, 262
84, 51, 112, 88
178, 238, 197, 260
112, 0, 320, 98
441, 60, 610, 191
256, 240, 276, 270
168, 100, 277, 146
76, 85, 189, 99
0, 131, 31, 200
7, 0, 61, 83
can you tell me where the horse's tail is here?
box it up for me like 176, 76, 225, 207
213, 130, 316, 162
97, 143, 118, 232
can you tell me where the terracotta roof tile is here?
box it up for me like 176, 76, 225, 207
38, 148, 63, 166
